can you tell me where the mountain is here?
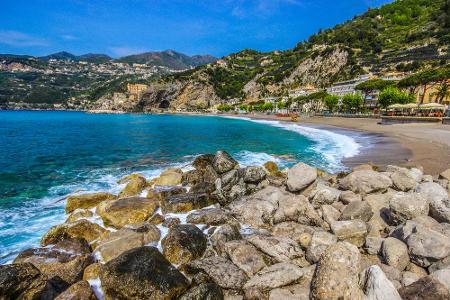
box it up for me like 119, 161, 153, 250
40, 51, 78, 61
93, 0, 449, 111
116, 50, 217, 70
39, 52, 112, 63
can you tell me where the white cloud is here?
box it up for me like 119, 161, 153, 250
108, 46, 148, 57
0, 30, 48, 47
61, 34, 78, 41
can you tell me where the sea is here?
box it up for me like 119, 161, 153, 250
0, 110, 362, 263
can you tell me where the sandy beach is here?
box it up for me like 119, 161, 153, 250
217, 113, 450, 176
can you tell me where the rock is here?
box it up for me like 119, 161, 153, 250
402, 271, 423, 286
118, 173, 148, 197
179, 282, 224, 300
154, 169, 183, 186
14, 238, 93, 285
311, 242, 363, 300
339, 201, 373, 222
244, 263, 305, 291
0, 263, 68, 300
264, 161, 279, 176
365, 237, 384, 255
193, 154, 215, 170
187, 207, 235, 226
211, 224, 242, 257
65, 192, 116, 213
163, 217, 181, 227
241, 166, 266, 183
161, 193, 213, 213
230, 198, 276, 228
182, 170, 203, 186
190, 182, 216, 194
417, 182, 450, 223
398, 276, 450, 300
430, 269, 450, 291
360, 265, 402, 300
147, 185, 186, 201
225, 240, 267, 277
271, 222, 317, 247
162, 224, 207, 265
187, 256, 248, 290
321, 205, 341, 225
306, 231, 337, 263
94, 223, 161, 262
55, 280, 97, 300
330, 220, 367, 247
213, 151, 239, 174
390, 167, 419, 191
66, 208, 94, 223
381, 237, 409, 271
389, 192, 429, 225
286, 162, 317, 192
148, 213, 165, 224
429, 256, 450, 273
100, 247, 189, 299
339, 170, 392, 194
246, 234, 304, 263
439, 168, 450, 181
269, 284, 310, 300
311, 184, 341, 207
96, 196, 159, 228
83, 263, 100, 281
41, 219, 107, 246
339, 190, 362, 204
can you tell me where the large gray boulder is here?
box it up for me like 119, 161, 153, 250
213, 151, 239, 174
286, 163, 317, 192
389, 166, 419, 191
225, 240, 267, 277
306, 231, 337, 263
210, 224, 241, 257
339, 201, 373, 222
389, 192, 429, 224
186, 207, 235, 226
360, 265, 402, 300
398, 275, 450, 300
241, 166, 266, 183
243, 262, 305, 291
381, 237, 409, 271
417, 182, 450, 223
339, 170, 392, 194
246, 233, 304, 263
230, 197, 276, 228
311, 184, 341, 207
331, 220, 367, 247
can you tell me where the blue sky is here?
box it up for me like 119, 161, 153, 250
0, 0, 392, 58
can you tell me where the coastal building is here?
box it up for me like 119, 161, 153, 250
415, 80, 450, 105
326, 75, 370, 98
288, 85, 318, 98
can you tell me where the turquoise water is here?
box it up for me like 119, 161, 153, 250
0, 111, 360, 263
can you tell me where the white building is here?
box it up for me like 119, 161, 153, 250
326, 75, 370, 98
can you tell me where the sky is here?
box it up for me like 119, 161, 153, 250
0, 0, 393, 58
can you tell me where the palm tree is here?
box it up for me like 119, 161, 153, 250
434, 83, 450, 104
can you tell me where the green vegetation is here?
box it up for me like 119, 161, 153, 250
342, 94, 365, 112
217, 104, 234, 112
355, 79, 397, 93
378, 86, 415, 109
324, 95, 339, 112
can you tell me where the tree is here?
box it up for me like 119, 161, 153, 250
324, 95, 339, 112
239, 104, 249, 111
378, 87, 415, 110
342, 94, 364, 112
355, 79, 396, 94
262, 102, 274, 111
434, 82, 450, 103
217, 104, 233, 112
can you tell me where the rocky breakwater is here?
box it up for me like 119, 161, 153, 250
2, 151, 450, 300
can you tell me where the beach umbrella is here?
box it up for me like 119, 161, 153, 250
419, 103, 446, 110
388, 103, 403, 109
401, 103, 419, 109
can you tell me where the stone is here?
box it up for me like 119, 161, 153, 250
339, 170, 392, 194
190, 182, 216, 194
118, 173, 148, 197
161, 193, 213, 213
402, 271, 423, 286
94, 223, 161, 262
154, 169, 183, 186
398, 276, 450, 300
179, 282, 224, 300
41, 219, 107, 246
83, 263, 101, 281
163, 217, 181, 227
66, 208, 94, 223
230, 198, 277, 228
311, 184, 341, 207
269, 285, 309, 300
193, 154, 215, 171
360, 265, 402, 300
430, 269, 450, 291
381, 237, 409, 271
162, 224, 207, 265
246, 233, 304, 263
148, 213, 165, 224
187, 256, 248, 290
264, 161, 279, 175
14, 238, 93, 285
96, 196, 159, 229
211, 224, 242, 257
429, 256, 450, 273
439, 168, 450, 181
321, 205, 341, 225
271, 222, 317, 246
147, 185, 186, 201
244, 263, 305, 291
225, 240, 267, 277
182, 170, 202, 186
339, 201, 373, 222
306, 231, 337, 263
416, 182, 450, 223
286, 162, 317, 192
390, 167, 419, 191
311, 242, 363, 300
55, 280, 97, 300
389, 192, 429, 225
100, 247, 189, 299
213, 151, 239, 174
241, 166, 266, 183
365, 237, 384, 255
339, 190, 362, 204
330, 220, 367, 247
65, 192, 116, 213
187, 207, 235, 226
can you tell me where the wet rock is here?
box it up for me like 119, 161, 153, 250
190, 182, 216, 194
147, 185, 186, 201
187, 207, 235, 226
65, 192, 116, 213
66, 208, 94, 223
182, 169, 202, 186
244, 262, 305, 291
162, 224, 207, 265
311, 242, 363, 300
339, 201, 373, 222
330, 220, 367, 247
211, 224, 242, 257
389, 192, 429, 225
246, 234, 304, 263
242, 166, 266, 183
179, 282, 224, 300
339, 190, 362, 204
82, 263, 100, 281
417, 182, 450, 223
306, 231, 337, 263
41, 219, 107, 246
286, 162, 317, 192
100, 246, 189, 299
163, 217, 181, 227
213, 151, 239, 174
118, 173, 148, 197
360, 265, 402, 300
96, 196, 159, 228
381, 237, 409, 271
94, 223, 161, 262
154, 168, 183, 186
225, 240, 267, 277
148, 213, 165, 225
187, 256, 248, 290
161, 193, 213, 213
398, 276, 450, 300
339, 170, 392, 194
55, 280, 97, 300
193, 154, 215, 171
